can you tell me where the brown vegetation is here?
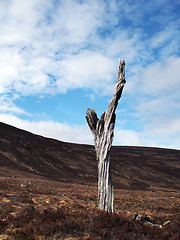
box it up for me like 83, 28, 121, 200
0, 122, 180, 239
0, 177, 180, 239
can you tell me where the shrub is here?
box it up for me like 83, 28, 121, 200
1, 206, 179, 240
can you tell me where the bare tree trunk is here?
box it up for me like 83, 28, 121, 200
86, 60, 126, 212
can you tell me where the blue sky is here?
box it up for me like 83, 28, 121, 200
0, 0, 180, 149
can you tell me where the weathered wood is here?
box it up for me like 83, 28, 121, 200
86, 59, 126, 212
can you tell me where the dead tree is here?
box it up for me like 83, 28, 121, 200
86, 60, 126, 212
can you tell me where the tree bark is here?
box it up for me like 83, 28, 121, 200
86, 60, 126, 212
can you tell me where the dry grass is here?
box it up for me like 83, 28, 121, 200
0, 122, 180, 239
0, 176, 180, 239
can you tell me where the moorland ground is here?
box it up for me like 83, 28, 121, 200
0, 122, 180, 239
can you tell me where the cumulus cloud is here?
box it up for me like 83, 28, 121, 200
0, 0, 120, 97
55, 51, 116, 94
0, 0, 179, 149
141, 57, 180, 95
126, 56, 180, 149
132, 57, 180, 121
1, 0, 178, 99
114, 128, 142, 146
0, 97, 28, 115
0, 113, 93, 144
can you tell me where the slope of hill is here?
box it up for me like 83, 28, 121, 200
0, 121, 180, 191
0, 122, 180, 239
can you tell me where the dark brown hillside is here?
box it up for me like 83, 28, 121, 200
0, 122, 180, 239
0, 121, 180, 190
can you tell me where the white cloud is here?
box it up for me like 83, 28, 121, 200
0, 112, 144, 148
1, 0, 178, 99
126, 57, 180, 150
0, 0, 179, 150
55, 51, 116, 94
0, 113, 93, 144
105, 32, 141, 62
141, 57, 180, 95
114, 128, 142, 146
0, 0, 120, 97
145, 117, 180, 137
127, 57, 180, 120
0, 97, 28, 115
0, 0, 50, 45
52, 0, 104, 45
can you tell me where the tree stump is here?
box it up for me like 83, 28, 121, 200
86, 59, 126, 212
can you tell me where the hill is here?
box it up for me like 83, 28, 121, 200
0, 121, 180, 191
0, 122, 180, 239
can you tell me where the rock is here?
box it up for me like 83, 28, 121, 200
140, 214, 152, 223
132, 213, 170, 229
163, 220, 171, 226
132, 213, 138, 221
20, 183, 29, 188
